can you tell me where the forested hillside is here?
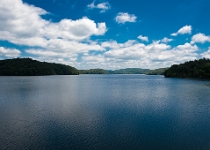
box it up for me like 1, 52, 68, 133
79, 68, 150, 74
79, 69, 108, 74
106, 68, 150, 74
79, 68, 167, 75
164, 58, 210, 79
146, 68, 168, 75
0, 58, 79, 76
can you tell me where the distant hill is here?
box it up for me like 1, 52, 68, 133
0, 58, 79, 76
146, 68, 168, 75
106, 68, 150, 74
164, 58, 210, 79
79, 68, 168, 75
79, 69, 108, 74
79, 68, 150, 74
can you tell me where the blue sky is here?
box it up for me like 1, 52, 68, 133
0, 0, 210, 69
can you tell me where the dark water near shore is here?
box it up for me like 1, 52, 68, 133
0, 75, 210, 150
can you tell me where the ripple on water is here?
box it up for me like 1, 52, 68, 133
0, 75, 210, 150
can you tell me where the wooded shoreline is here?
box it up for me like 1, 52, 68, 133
1, 58, 210, 79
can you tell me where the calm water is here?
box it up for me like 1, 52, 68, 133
0, 75, 210, 150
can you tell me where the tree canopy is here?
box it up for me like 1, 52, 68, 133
106, 68, 150, 74
79, 68, 168, 75
164, 58, 210, 79
146, 68, 167, 75
0, 58, 79, 76
79, 69, 108, 74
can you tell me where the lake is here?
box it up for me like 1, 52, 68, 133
0, 75, 210, 150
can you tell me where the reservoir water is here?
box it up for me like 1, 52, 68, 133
0, 75, 210, 150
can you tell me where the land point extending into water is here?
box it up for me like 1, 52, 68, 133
0, 58, 210, 79
0, 58, 79, 76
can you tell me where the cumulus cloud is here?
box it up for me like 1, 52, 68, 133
161, 37, 173, 43
0, 0, 47, 39
91, 40, 198, 69
26, 49, 65, 58
115, 12, 137, 24
171, 25, 192, 36
0, 47, 21, 58
102, 40, 138, 50
0, 0, 107, 46
26, 39, 104, 53
45, 17, 107, 40
87, 1, 111, 13
25, 39, 105, 64
0, 0, 208, 70
25, 39, 199, 69
138, 35, 149, 42
191, 33, 210, 44
101, 40, 121, 49
201, 47, 210, 58
0, 0, 108, 67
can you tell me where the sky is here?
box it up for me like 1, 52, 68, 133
0, 0, 210, 69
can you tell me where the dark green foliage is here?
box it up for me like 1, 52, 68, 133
146, 68, 168, 75
79, 68, 149, 74
79, 68, 168, 75
106, 68, 150, 74
164, 58, 210, 79
79, 69, 108, 74
0, 58, 79, 76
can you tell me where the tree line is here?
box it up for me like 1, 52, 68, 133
79, 69, 108, 74
164, 58, 210, 79
0, 58, 79, 76
3, 58, 208, 78
79, 68, 167, 75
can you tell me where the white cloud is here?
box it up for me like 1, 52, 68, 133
0, 0, 208, 70
25, 39, 105, 61
87, 1, 111, 13
95, 41, 198, 69
115, 12, 137, 24
0, 0, 107, 46
161, 37, 173, 43
26, 39, 199, 69
0, 0, 108, 66
45, 17, 107, 40
0, 47, 21, 58
101, 40, 121, 49
138, 35, 149, 42
102, 40, 138, 50
201, 47, 210, 58
26, 49, 65, 58
191, 33, 210, 44
171, 25, 192, 36
145, 41, 171, 52
0, 0, 47, 39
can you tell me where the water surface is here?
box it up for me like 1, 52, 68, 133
0, 75, 210, 150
